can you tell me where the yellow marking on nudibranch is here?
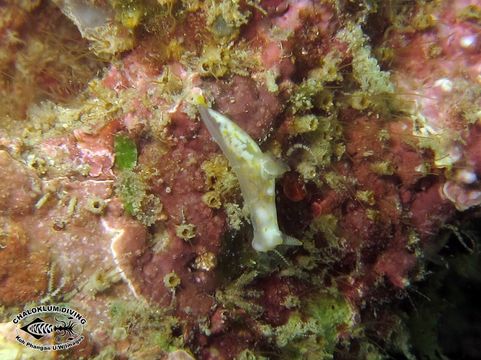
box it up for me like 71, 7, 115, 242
198, 107, 300, 252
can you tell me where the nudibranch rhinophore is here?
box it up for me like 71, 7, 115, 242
198, 107, 300, 252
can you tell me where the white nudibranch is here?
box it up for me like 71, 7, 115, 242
198, 107, 301, 252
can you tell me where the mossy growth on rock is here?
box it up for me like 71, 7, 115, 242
288, 50, 343, 115
337, 23, 394, 96
262, 290, 355, 360
109, 299, 184, 354
114, 134, 163, 225
215, 270, 264, 316
115, 168, 163, 226
291, 115, 345, 182
196, 41, 259, 79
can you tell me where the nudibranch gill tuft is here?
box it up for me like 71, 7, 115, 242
198, 107, 300, 252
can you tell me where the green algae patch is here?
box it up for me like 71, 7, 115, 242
114, 134, 138, 170
116, 169, 145, 215
115, 169, 163, 225
292, 115, 345, 182
307, 214, 340, 245
289, 114, 319, 135
109, 300, 184, 354
370, 160, 395, 176
215, 270, 264, 316
273, 291, 355, 360
356, 190, 376, 206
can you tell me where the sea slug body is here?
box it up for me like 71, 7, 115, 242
198, 107, 299, 252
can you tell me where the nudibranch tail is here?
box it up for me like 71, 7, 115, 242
198, 106, 301, 252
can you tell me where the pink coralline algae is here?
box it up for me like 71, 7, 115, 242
0, 0, 480, 359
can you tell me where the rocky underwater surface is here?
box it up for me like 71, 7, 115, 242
0, 0, 481, 359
